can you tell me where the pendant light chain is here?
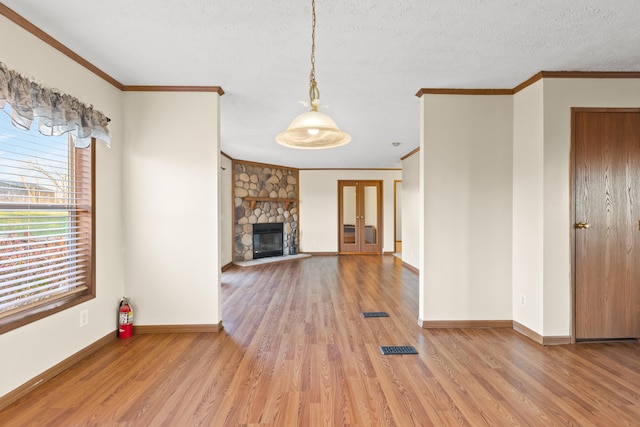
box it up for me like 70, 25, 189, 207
309, 0, 320, 111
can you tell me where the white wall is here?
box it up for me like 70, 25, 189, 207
220, 154, 233, 267
123, 91, 221, 326
299, 169, 402, 253
0, 15, 124, 397
540, 78, 640, 336
401, 152, 420, 269
512, 81, 545, 334
421, 95, 513, 322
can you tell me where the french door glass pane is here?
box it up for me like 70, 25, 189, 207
342, 185, 356, 245
364, 185, 377, 244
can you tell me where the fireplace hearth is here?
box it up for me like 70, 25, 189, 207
253, 223, 284, 259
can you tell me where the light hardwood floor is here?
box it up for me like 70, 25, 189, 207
1, 255, 640, 426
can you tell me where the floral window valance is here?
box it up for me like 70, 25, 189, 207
0, 61, 111, 148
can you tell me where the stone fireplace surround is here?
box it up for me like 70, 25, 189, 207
233, 160, 299, 262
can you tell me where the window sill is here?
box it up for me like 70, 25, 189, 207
0, 292, 95, 335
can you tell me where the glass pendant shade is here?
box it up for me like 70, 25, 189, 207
276, 110, 351, 149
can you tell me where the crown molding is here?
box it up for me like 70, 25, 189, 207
233, 158, 299, 172
122, 86, 224, 95
511, 72, 543, 93
415, 88, 512, 97
400, 147, 420, 160
540, 70, 640, 79
417, 70, 640, 97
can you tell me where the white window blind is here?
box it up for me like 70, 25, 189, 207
0, 107, 93, 315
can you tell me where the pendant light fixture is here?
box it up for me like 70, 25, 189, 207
275, 0, 351, 149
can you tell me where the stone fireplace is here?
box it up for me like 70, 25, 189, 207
233, 161, 298, 262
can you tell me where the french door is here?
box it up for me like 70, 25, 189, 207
338, 180, 382, 253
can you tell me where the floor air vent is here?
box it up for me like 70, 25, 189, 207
362, 312, 390, 318
379, 346, 418, 355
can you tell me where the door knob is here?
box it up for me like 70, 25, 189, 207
575, 222, 590, 229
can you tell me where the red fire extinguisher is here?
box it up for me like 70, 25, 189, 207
118, 297, 133, 339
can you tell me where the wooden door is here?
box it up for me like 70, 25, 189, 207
574, 109, 640, 340
338, 180, 382, 253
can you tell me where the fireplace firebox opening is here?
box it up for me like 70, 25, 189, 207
253, 223, 284, 259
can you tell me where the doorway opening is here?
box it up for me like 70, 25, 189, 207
394, 180, 402, 254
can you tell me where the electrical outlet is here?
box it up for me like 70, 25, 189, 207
520, 295, 526, 308
79, 309, 89, 327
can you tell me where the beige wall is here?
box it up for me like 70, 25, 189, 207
220, 155, 233, 266
0, 15, 125, 397
401, 152, 420, 269
123, 91, 221, 326
421, 78, 640, 336
0, 13, 224, 399
541, 78, 640, 336
299, 169, 402, 253
421, 95, 514, 322
513, 77, 640, 337
512, 80, 545, 334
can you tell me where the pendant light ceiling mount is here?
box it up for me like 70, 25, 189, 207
275, 0, 351, 150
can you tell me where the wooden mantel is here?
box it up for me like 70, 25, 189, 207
244, 197, 297, 210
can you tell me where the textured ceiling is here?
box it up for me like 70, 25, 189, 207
3, 0, 640, 168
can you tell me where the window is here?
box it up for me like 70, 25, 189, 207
0, 106, 95, 334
